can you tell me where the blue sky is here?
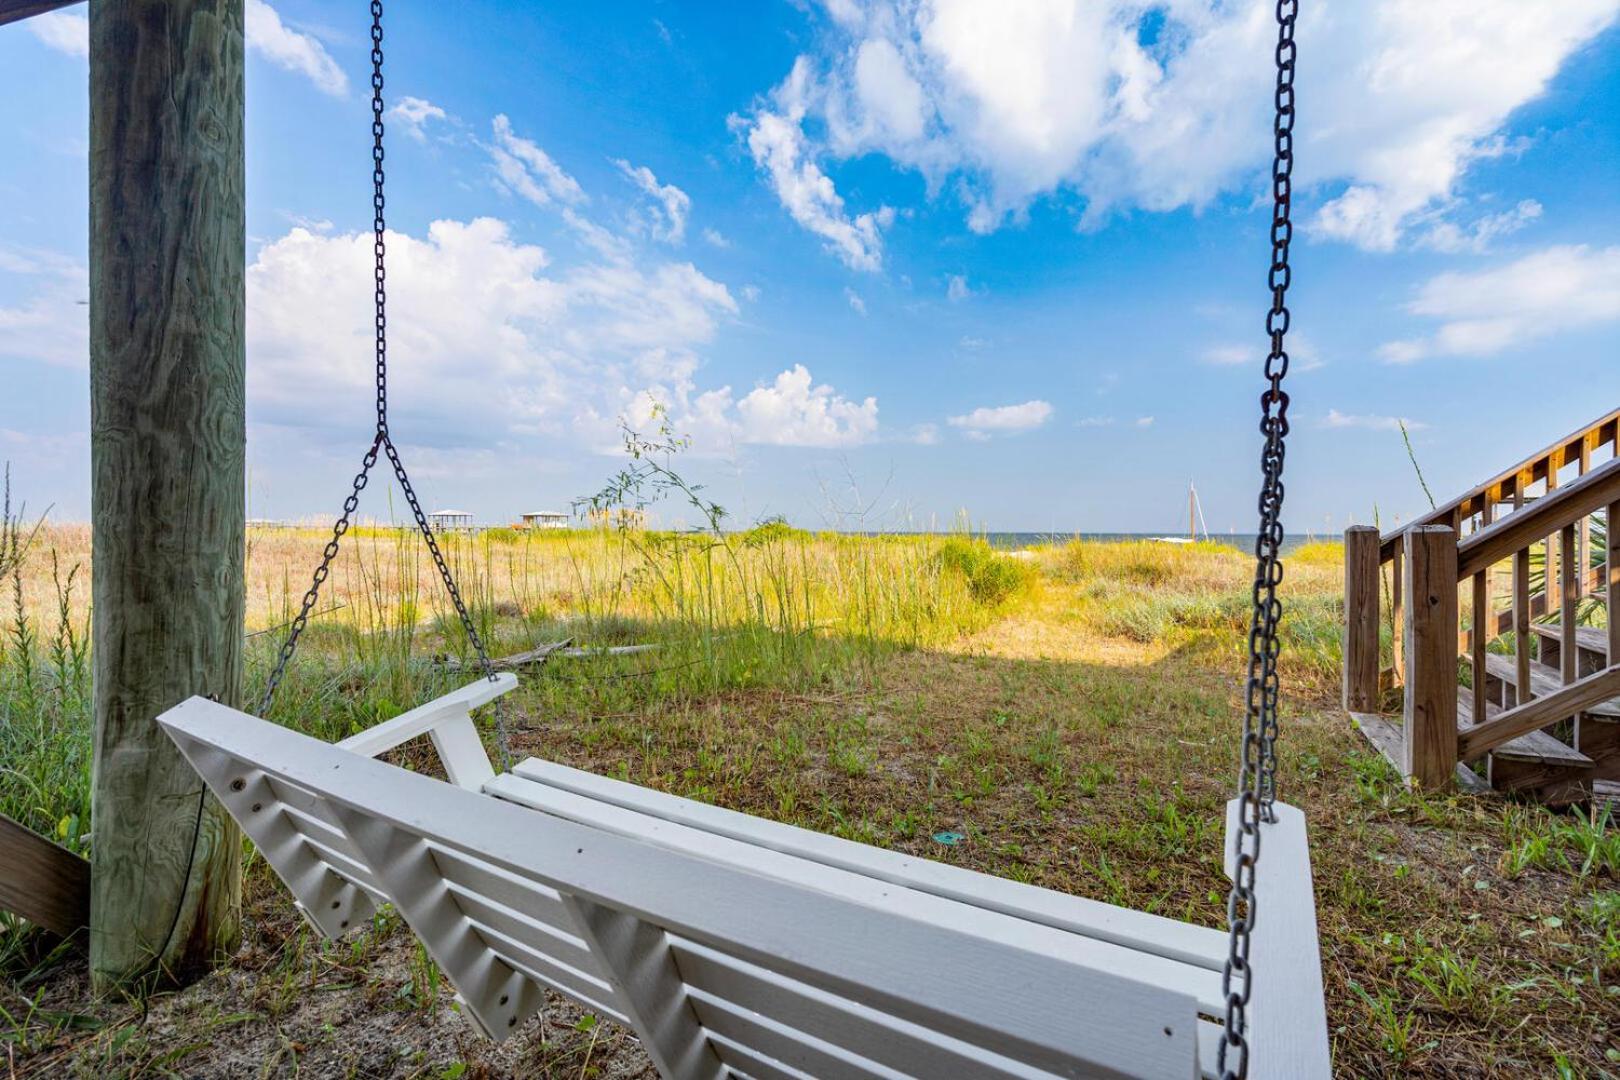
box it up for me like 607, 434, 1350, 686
3, 1, 1619, 533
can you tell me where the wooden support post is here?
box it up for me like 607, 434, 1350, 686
1470, 499, 1494, 726
1513, 547, 1532, 708
1390, 545, 1405, 685
1402, 527, 1458, 791
1610, 499, 1619, 667
1342, 527, 1380, 713
89, 0, 245, 988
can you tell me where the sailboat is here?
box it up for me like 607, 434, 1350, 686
1153, 481, 1210, 544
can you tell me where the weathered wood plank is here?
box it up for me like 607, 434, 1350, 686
1343, 526, 1381, 713
1348, 713, 1490, 794
0, 813, 91, 938
1459, 666, 1620, 762
1403, 527, 1458, 790
89, 0, 245, 988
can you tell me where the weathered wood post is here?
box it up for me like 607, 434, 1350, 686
1402, 527, 1458, 791
89, 0, 245, 987
1342, 526, 1380, 713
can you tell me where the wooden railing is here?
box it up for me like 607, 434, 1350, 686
1375, 409, 1618, 692
1344, 434, 1620, 791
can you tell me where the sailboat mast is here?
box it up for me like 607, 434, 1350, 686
1188, 482, 1196, 541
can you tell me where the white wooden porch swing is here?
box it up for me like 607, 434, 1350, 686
160, 3, 1328, 1077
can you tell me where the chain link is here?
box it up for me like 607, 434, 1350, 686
261, 1, 503, 754
1218, 2, 1298, 1077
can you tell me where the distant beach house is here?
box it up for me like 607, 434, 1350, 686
427, 509, 474, 532
520, 510, 570, 530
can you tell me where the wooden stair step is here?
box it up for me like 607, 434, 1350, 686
1482, 654, 1620, 718
1527, 622, 1609, 659
1457, 688, 1591, 767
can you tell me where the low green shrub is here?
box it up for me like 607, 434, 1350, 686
939, 538, 1033, 606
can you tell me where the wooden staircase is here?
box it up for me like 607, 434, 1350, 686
1343, 408, 1620, 805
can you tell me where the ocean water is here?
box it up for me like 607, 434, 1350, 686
892, 532, 1317, 554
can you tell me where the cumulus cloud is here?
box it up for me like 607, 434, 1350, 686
844, 287, 867, 315
946, 274, 972, 302
27, 11, 87, 58
389, 96, 448, 141
245, 0, 348, 97
1379, 245, 1620, 362
947, 399, 1053, 439
616, 161, 691, 243
244, 215, 875, 454
738, 0, 1618, 253
733, 365, 879, 447
1322, 409, 1426, 432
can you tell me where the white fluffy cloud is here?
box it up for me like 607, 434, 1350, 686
947, 399, 1053, 439
740, 0, 1618, 254
733, 365, 880, 447
616, 161, 691, 244
246, 216, 876, 453
244, 0, 348, 97
1380, 245, 1620, 362
389, 96, 448, 141
29, 1, 350, 98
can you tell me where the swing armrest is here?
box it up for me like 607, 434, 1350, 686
336, 673, 516, 791
1223, 798, 1331, 1078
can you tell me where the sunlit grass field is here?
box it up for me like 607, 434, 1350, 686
2, 525, 1616, 1077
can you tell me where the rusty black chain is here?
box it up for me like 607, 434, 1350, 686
261, 0, 502, 742
1218, 2, 1298, 1077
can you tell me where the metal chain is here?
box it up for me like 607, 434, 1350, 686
261, 1, 503, 753
1218, 2, 1298, 1077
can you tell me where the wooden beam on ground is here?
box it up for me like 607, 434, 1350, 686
1458, 665, 1620, 762
89, 0, 245, 988
0, 0, 82, 27
0, 813, 91, 939
1402, 527, 1458, 791
1342, 526, 1380, 713
1347, 713, 1491, 795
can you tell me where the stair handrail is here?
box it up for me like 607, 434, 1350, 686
1377, 407, 1619, 563
1456, 456, 1620, 578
